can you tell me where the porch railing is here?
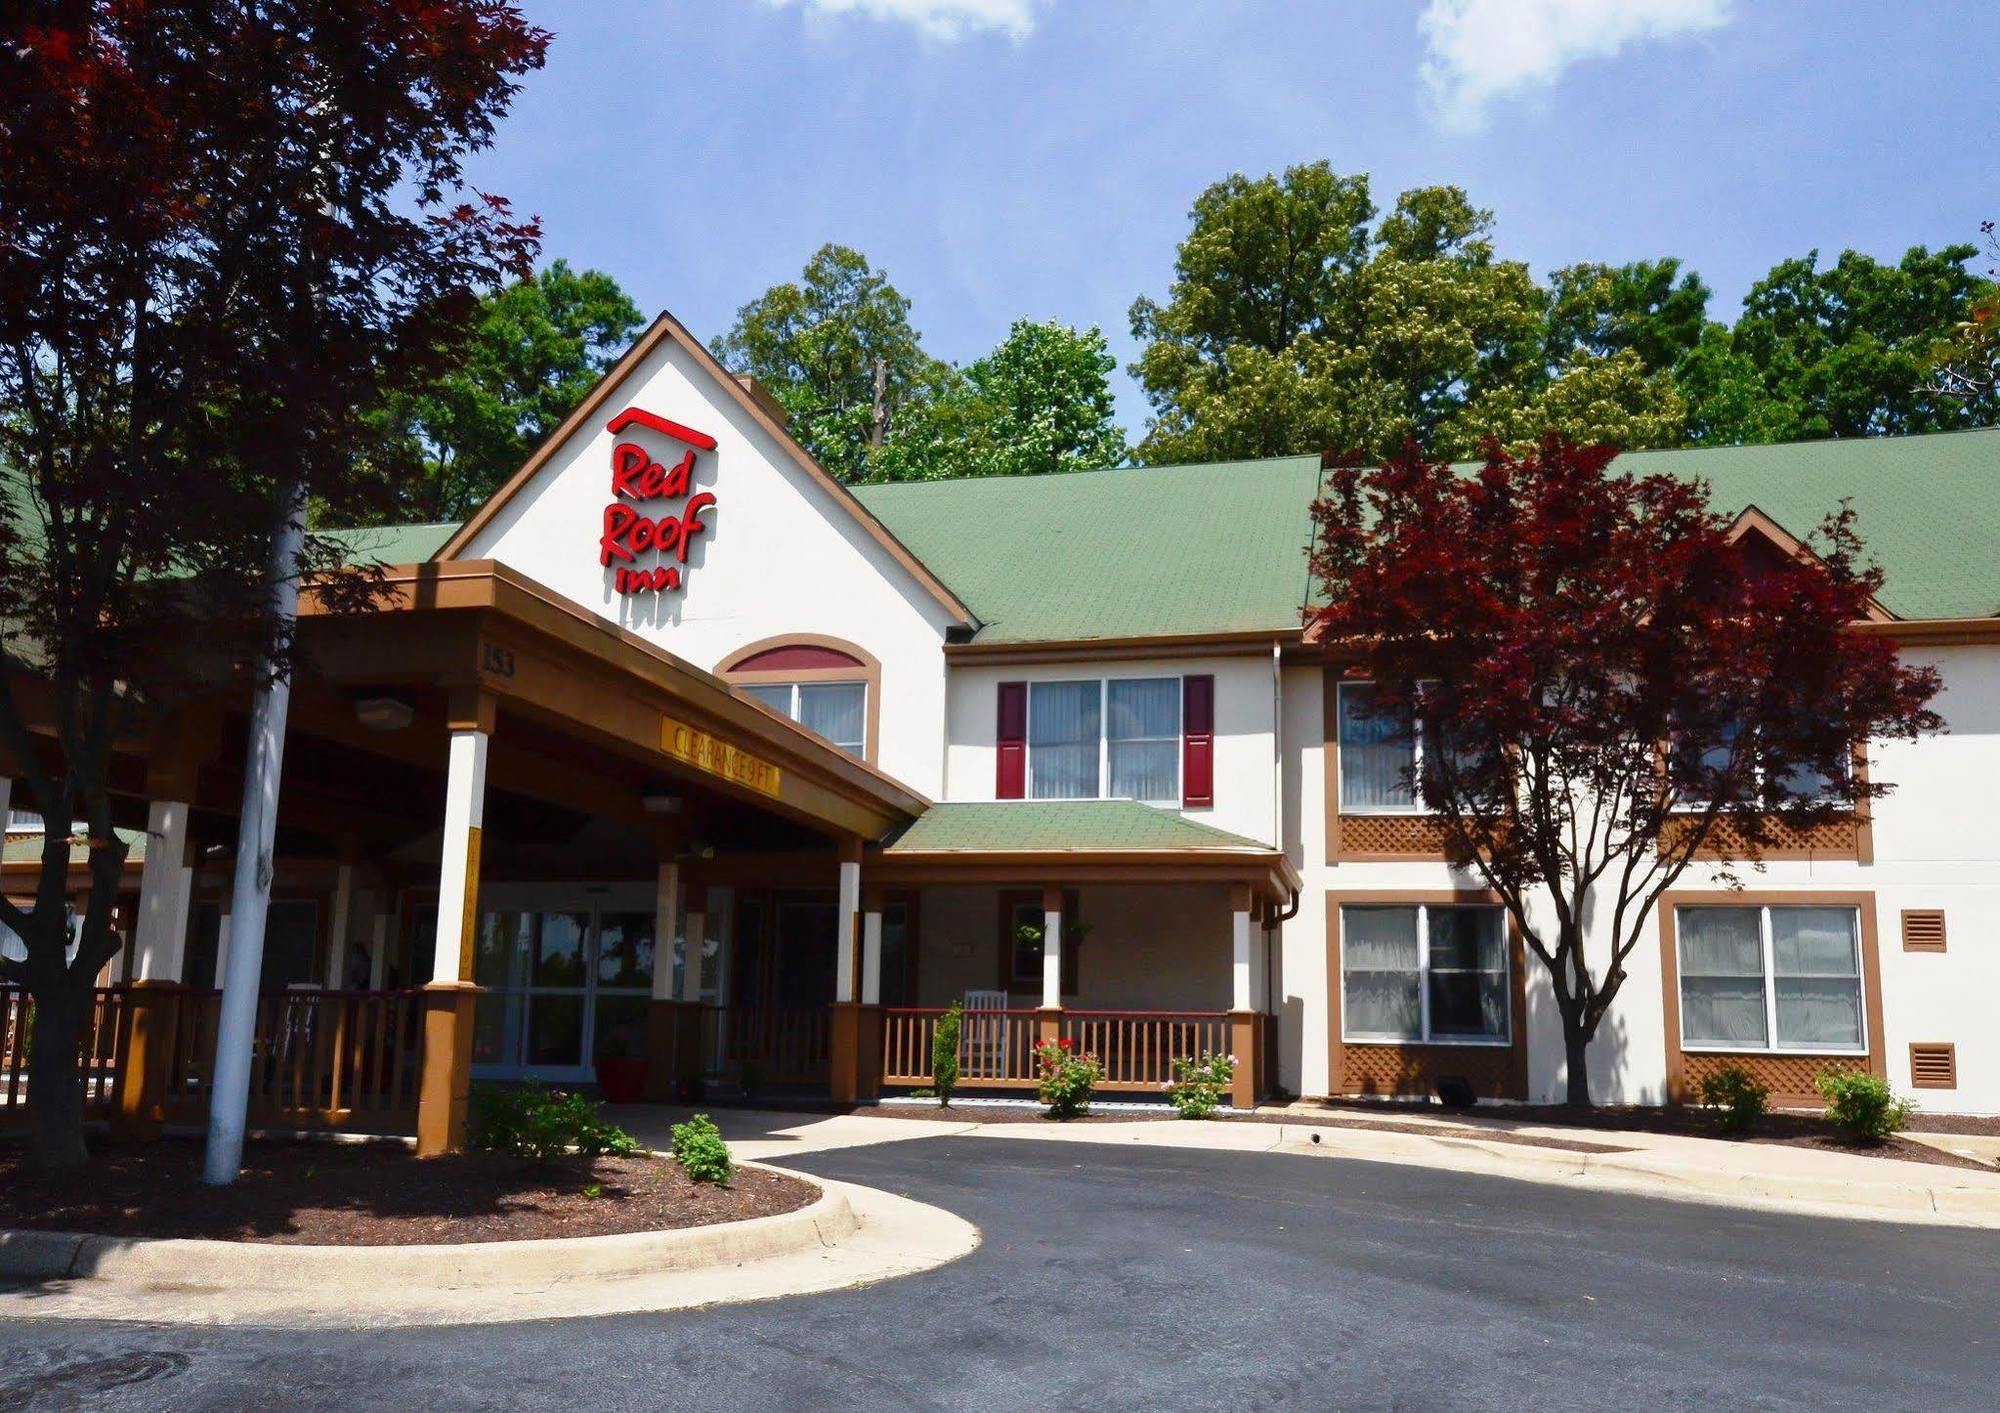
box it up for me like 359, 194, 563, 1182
706, 1005, 829, 1086
0, 985, 126, 1121
882, 1007, 1235, 1094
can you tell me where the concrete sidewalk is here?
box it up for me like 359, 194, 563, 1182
610, 1102, 2000, 1228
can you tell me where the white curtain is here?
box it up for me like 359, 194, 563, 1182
1338, 684, 1416, 810
1679, 908, 1768, 1047
1772, 908, 1863, 1048
1108, 678, 1179, 802
1342, 906, 1421, 1039
798, 682, 866, 755
1425, 906, 1507, 1039
1030, 681, 1100, 799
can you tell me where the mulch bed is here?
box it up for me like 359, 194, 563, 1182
0, 1138, 817, 1246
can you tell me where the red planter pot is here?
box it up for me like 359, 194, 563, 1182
595, 1057, 649, 1105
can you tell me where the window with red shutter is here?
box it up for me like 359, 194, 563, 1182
996, 681, 1027, 798
1182, 674, 1214, 808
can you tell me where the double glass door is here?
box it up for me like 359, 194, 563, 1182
471, 884, 655, 1081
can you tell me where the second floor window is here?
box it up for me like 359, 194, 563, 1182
1337, 681, 1421, 814
742, 681, 866, 757
1027, 677, 1181, 803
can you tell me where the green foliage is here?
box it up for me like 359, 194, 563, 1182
1033, 1036, 1103, 1119
710, 243, 944, 483
1815, 1069, 1911, 1143
1695, 1065, 1770, 1134
868, 319, 1127, 482
1166, 1051, 1234, 1119
376, 260, 643, 522
1544, 258, 1712, 375
669, 1113, 733, 1184
931, 1003, 963, 1108
468, 1082, 644, 1162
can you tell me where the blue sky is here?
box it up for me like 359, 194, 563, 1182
464, 1, 1997, 433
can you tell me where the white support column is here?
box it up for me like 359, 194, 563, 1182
653, 861, 680, 1003
431, 729, 488, 986
323, 861, 356, 989
1041, 891, 1063, 1011
834, 855, 860, 1005
132, 799, 190, 981
1231, 898, 1254, 1013
861, 909, 883, 1006
679, 906, 706, 1003
0, 776, 10, 827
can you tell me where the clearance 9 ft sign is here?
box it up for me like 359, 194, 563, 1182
597, 406, 717, 595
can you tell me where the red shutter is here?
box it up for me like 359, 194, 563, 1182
1182, 674, 1214, 808
996, 681, 1027, 799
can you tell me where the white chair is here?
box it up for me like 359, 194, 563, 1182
962, 989, 1010, 1079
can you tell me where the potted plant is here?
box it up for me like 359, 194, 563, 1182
593, 1025, 649, 1105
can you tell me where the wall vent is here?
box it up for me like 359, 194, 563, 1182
1900, 909, 1947, 953
1909, 1043, 1956, 1090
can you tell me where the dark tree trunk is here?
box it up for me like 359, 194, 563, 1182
26, 981, 90, 1174
1562, 1010, 1594, 1108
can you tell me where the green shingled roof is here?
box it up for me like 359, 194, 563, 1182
882, 800, 1278, 855
323, 520, 459, 568
2, 828, 145, 866
853, 456, 1326, 644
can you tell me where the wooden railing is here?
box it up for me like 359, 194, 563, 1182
0, 985, 127, 1123
708, 1005, 829, 1086
1063, 1010, 1231, 1093
883, 1008, 1043, 1087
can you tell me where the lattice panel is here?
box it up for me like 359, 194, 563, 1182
1664, 814, 1860, 859
1336, 814, 1452, 858
1683, 1051, 1866, 1106
1339, 1042, 1524, 1100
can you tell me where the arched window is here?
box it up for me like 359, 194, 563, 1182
718, 636, 881, 763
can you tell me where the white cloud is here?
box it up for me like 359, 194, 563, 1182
763, 0, 1045, 42
1419, 0, 1733, 132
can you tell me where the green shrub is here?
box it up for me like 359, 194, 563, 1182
1815, 1068, 1911, 1143
468, 1082, 643, 1162
931, 1003, 963, 1108
1695, 1064, 1769, 1134
1167, 1051, 1235, 1119
669, 1113, 732, 1184
1033, 1036, 1103, 1119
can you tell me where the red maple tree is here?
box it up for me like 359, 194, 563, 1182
1308, 439, 1941, 1106
0, 2, 547, 1170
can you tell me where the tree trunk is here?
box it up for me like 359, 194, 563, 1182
26, 983, 90, 1174
1562, 1010, 1594, 1108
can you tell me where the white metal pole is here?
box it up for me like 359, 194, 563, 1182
204, 482, 307, 1185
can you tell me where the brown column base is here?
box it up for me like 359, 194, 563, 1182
645, 999, 706, 1102
1229, 1009, 1264, 1111
416, 982, 480, 1157
112, 980, 184, 1141
1036, 1007, 1062, 1048
826, 1002, 884, 1105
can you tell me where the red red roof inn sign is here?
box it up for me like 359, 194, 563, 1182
598, 406, 717, 595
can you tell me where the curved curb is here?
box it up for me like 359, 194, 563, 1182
0, 1167, 978, 1327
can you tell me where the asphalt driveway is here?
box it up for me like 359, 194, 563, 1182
0, 1136, 1995, 1410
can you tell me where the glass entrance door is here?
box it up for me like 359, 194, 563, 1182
471, 885, 655, 1082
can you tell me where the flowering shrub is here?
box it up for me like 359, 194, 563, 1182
1034, 1036, 1103, 1119
1166, 1052, 1235, 1119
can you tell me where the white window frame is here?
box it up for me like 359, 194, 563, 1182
1339, 902, 1511, 1048
742, 680, 867, 757
1335, 680, 1434, 817
1675, 904, 1868, 1056
1024, 674, 1183, 805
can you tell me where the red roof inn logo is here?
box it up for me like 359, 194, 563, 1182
598, 406, 719, 594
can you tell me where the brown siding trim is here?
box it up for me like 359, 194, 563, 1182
1325, 890, 1529, 1101
1657, 890, 1886, 1107
1322, 665, 1449, 864
717, 633, 884, 766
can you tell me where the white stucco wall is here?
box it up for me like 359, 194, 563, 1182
456, 336, 959, 796
942, 651, 1283, 846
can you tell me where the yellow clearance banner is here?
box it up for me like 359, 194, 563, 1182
660, 716, 784, 798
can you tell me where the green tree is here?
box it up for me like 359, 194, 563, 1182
869, 319, 1126, 482
381, 261, 642, 522
1679, 244, 2000, 444
710, 244, 943, 483
1128, 163, 1677, 465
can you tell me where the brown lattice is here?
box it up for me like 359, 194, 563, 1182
1338, 1042, 1525, 1100
1335, 814, 1452, 859
1682, 1051, 1866, 1107
1662, 814, 1860, 860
